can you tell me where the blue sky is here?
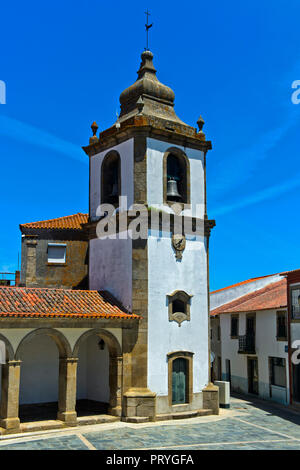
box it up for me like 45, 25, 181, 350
0, 0, 300, 290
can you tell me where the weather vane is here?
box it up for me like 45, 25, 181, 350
144, 9, 153, 50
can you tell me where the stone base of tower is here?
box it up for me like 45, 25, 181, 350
122, 387, 219, 422
122, 388, 156, 422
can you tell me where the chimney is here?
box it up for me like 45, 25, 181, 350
25, 238, 37, 286
15, 270, 20, 287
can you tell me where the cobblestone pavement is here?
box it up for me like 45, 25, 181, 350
1, 396, 300, 450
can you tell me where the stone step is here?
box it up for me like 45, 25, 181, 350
156, 409, 213, 421
20, 420, 66, 433
122, 416, 150, 424
77, 414, 119, 426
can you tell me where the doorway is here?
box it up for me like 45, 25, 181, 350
172, 358, 187, 404
248, 357, 259, 395
76, 333, 110, 416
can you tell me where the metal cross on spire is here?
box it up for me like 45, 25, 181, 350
144, 9, 153, 50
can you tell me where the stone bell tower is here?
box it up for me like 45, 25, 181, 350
83, 50, 219, 420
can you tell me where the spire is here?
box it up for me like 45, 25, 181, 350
137, 50, 157, 79
119, 50, 185, 124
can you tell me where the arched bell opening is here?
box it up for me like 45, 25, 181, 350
163, 149, 190, 205
101, 151, 121, 206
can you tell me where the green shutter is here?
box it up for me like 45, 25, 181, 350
172, 358, 187, 404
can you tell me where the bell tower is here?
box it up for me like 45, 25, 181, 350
83, 50, 219, 420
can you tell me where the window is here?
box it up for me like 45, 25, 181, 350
276, 312, 287, 340
101, 151, 121, 205
47, 244, 66, 264
163, 149, 190, 205
217, 325, 221, 341
231, 315, 239, 338
167, 290, 192, 326
291, 287, 300, 320
270, 357, 286, 388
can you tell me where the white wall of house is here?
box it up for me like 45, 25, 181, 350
147, 229, 209, 396
289, 281, 300, 345
211, 274, 282, 310
89, 236, 132, 311
19, 335, 59, 405
220, 309, 289, 405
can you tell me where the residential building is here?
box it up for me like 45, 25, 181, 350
281, 269, 300, 406
211, 275, 289, 405
20, 213, 89, 289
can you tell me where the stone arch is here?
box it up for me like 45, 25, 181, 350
101, 150, 121, 206
73, 329, 122, 417
73, 328, 121, 358
0, 333, 14, 361
15, 328, 72, 360
163, 147, 190, 205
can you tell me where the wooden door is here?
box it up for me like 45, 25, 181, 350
172, 358, 187, 404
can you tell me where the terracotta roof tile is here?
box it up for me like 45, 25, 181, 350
211, 279, 287, 316
211, 270, 293, 294
0, 287, 139, 320
20, 213, 88, 231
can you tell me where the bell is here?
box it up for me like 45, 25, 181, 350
167, 178, 181, 200
109, 182, 119, 198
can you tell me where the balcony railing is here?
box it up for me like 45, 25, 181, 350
0, 272, 20, 287
238, 334, 256, 354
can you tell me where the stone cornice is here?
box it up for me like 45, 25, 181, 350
83, 116, 212, 157
84, 214, 215, 240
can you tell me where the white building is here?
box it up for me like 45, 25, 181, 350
210, 274, 289, 405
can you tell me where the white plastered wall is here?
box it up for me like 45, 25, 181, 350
77, 334, 110, 402
19, 334, 59, 404
220, 310, 289, 404
147, 230, 209, 396
89, 236, 132, 311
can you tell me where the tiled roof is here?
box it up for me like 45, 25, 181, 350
211, 270, 294, 295
210, 274, 276, 294
0, 287, 139, 320
20, 213, 88, 231
211, 279, 287, 316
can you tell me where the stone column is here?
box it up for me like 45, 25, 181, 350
0, 360, 21, 432
57, 357, 78, 425
108, 355, 123, 417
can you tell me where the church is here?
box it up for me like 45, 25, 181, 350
0, 49, 219, 434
